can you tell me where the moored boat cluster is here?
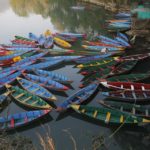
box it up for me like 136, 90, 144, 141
0, 12, 150, 131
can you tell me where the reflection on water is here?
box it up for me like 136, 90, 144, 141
10, 0, 112, 33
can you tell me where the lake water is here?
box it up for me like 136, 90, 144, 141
0, 0, 150, 150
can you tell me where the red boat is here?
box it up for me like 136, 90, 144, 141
0, 56, 21, 67
11, 39, 37, 46
100, 81, 150, 91
0, 49, 12, 56
83, 41, 124, 48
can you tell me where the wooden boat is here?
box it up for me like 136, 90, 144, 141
119, 53, 150, 61
53, 34, 77, 43
109, 60, 138, 76
82, 45, 125, 51
100, 81, 150, 91
38, 34, 46, 46
54, 37, 72, 48
33, 69, 73, 84
11, 39, 37, 46
106, 19, 131, 23
71, 105, 150, 124
0, 58, 20, 67
0, 49, 12, 56
80, 60, 118, 76
1, 44, 37, 48
79, 68, 112, 88
0, 109, 50, 131
117, 32, 129, 42
0, 51, 29, 61
115, 37, 130, 47
97, 35, 122, 47
56, 83, 99, 111
2, 47, 39, 51
15, 35, 34, 41
23, 73, 69, 91
77, 57, 119, 68
40, 56, 82, 62
99, 100, 150, 118
17, 77, 56, 101
24, 59, 63, 70
0, 92, 10, 108
103, 73, 150, 82
13, 52, 47, 66
0, 70, 15, 79
101, 90, 150, 103
0, 71, 22, 89
55, 32, 86, 38
28, 32, 39, 41
44, 36, 53, 48
83, 41, 124, 48
6, 85, 51, 109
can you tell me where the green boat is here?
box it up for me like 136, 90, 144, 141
6, 85, 51, 109
15, 35, 35, 42
71, 105, 150, 125
99, 100, 150, 118
77, 57, 119, 68
79, 60, 118, 75
109, 60, 138, 76
105, 73, 150, 82
80, 68, 112, 88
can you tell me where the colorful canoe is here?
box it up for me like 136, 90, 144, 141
15, 35, 35, 41
28, 32, 39, 41
55, 32, 86, 38
44, 36, 53, 48
100, 81, 150, 91
101, 90, 150, 103
56, 83, 99, 111
38, 34, 46, 46
0, 71, 22, 89
17, 77, 56, 101
11, 39, 37, 46
6, 85, 51, 109
25, 59, 63, 70
13, 52, 47, 66
99, 100, 150, 118
77, 57, 119, 68
71, 105, 150, 124
109, 60, 138, 76
54, 37, 72, 48
82, 45, 124, 51
33, 69, 73, 84
2, 47, 39, 51
23, 73, 69, 91
40, 56, 82, 62
53, 34, 77, 42
104, 73, 150, 82
0, 109, 50, 131
119, 53, 150, 61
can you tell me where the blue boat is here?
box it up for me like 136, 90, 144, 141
23, 73, 69, 91
25, 59, 63, 70
38, 34, 46, 46
44, 36, 53, 48
0, 71, 22, 89
0, 109, 50, 131
117, 32, 129, 42
28, 32, 38, 41
115, 37, 131, 47
82, 45, 124, 51
13, 52, 47, 66
56, 83, 99, 111
2, 47, 39, 51
33, 69, 73, 84
56, 32, 86, 38
17, 77, 56, 101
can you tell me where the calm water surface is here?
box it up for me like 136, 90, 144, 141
0, 0, 150, 150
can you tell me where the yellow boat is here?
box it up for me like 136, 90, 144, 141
54, 37, 72, 48
44, 29, 72, 48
